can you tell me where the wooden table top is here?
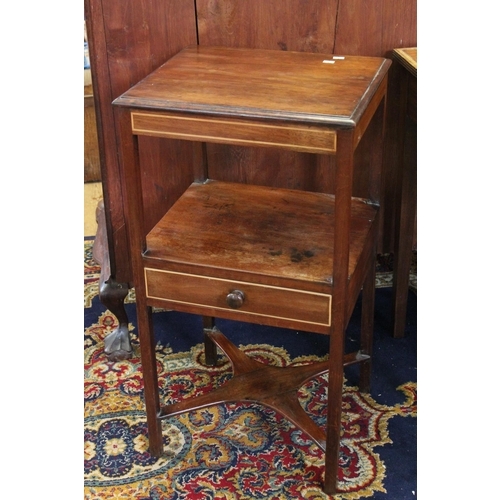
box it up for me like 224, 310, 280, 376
393, 47, 417, 78
114, 46, 391, 127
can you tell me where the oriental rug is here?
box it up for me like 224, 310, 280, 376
84, 239, 417, 499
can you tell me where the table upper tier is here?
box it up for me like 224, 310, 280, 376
113, 46, 391, 127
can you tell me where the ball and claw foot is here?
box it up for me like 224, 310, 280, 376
104, 323, 133, 361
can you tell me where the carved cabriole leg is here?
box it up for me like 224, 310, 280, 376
93, 199, 133, 361
100, 278, 132, 361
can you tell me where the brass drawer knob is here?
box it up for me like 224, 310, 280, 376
226, 289, 245, 309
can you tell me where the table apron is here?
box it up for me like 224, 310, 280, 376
131, 111, 337, 154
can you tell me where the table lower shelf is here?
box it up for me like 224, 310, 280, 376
143, 180, 378, 333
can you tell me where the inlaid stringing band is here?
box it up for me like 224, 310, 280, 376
145, 268, 332, 327
131, 112, 337, 153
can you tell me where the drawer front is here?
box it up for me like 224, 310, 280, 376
131, 112, 336, 154
145, 268, 331, 328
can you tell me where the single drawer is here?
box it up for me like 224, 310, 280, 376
144, 268, 331, 329
131, 112, 337, 154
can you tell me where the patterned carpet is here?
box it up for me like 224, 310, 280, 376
84, 239, 417, 499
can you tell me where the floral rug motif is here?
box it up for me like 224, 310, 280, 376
84, 240, 417, 499
85, 317, 416, 499
84, 239, 101, 308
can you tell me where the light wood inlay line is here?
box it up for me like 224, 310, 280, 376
131, 112, 337, 153
144, 268, 332, 327
393, 47, 417, 77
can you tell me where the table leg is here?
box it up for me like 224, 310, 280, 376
93, 199, 133, 360
392, 113, 417, 338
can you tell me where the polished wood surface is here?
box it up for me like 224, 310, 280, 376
84, 84, 101, 183
196, 0, 337, 52
144, 180, 377, 285
162, 327, 332, 450
115, 47, 388, 124
115, 47, 389, 155
84, 0, 416, 278
114, 46, 390, 494
142, 180, 378, 334
84, 0, 198, 277
130, 110, 338, 154
393, 47, 417, 77
392, 47, 417, 338
85, 0, 416, 362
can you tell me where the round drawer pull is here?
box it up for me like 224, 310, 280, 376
226, 289, 245, 309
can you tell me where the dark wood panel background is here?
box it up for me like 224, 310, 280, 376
85, 0, 416, 285
84, 88, 101, 183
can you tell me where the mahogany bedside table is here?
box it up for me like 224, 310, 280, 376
113, 46, 391, 495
